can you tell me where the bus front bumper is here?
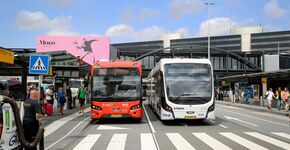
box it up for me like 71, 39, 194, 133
91, 108, 143, 119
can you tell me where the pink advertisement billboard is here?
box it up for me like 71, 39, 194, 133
36, 36, 110, 65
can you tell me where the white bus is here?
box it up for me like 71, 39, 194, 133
147, 58, 215, 121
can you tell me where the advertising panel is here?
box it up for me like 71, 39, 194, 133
0, 48, 14, 64
36, 36, 110, 65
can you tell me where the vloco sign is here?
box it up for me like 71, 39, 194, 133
36, 36, 110, 65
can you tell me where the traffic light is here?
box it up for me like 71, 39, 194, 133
49, 67, 56, 76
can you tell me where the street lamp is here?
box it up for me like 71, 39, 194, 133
205, 1, 215, 60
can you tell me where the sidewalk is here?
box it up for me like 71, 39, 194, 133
40, 104, 90, 127
216, 100, 289, 116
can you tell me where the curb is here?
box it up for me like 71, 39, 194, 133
216, 100, 289, 116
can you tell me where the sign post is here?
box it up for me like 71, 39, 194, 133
29, 55, 50, 104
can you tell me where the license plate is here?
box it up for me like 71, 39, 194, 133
111, 114, 122, 118
112, 108, 120, 112
185, 116, 197, 119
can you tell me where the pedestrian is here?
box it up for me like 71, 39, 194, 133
275, 87, 283, 111
40, 86, 45, 114
228, 88, 234, 103
78, 84, 86, 114
245, 87, 253, 104
45, 85, 54, 106
57, 87, 65, 116
23, 89, 41, 150
265, 88, 274, 110
66, 86, 73, 109
282, 87, 289, 112
241, 89, 245, 103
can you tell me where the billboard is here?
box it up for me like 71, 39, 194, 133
36, 36, 110, 65
0, 48, 14, 64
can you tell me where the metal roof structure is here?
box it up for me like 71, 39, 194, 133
0, 49, 90, 77
219, 68, 290, 82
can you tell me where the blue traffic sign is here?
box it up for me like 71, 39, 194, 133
29, 54, 50, 75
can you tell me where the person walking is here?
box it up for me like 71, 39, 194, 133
23, 89, 41, 150
66, 86, 73, 109
57, 87, 66, 116
265, 88, 274, 110
78, 84, 86, 114
275, 87, 283, 111
228, 88, 234, 103
45, 85, 54, 105
282, 87, 289, 111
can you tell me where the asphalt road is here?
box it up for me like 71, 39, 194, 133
44, 100, 290, 150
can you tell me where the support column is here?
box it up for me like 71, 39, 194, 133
261, 77, 267, 107
22, 65, 27, 101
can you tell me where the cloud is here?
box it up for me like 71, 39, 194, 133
46, 29, 79, 36
15, 10, 78, 36
197, 17, 237, 37
168, 0, 203, 21
120, 6, 160, 23
106, 24, 190, 42
139, 8, 160, 20
264, 0, 287, 19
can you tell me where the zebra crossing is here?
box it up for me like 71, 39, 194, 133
71, 132, 290, 150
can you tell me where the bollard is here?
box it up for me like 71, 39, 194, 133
260, 96, 263, 107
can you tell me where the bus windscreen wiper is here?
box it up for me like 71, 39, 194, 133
171, 93, 196, 101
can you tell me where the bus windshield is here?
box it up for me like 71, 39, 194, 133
93, 68, 141, 102
164, 63, 212, 105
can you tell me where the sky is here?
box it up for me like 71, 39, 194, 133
0, 0, 290, 48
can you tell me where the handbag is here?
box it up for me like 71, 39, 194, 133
60, 97, 66, 103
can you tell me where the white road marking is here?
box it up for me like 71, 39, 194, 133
45, 117, 89, 150
271, 132, 290, 140
219, 108, 289, 127
143, 105, 156, 133
73, 134, 101, 150
219, 132, 268, 150
219, 125, 228, 128
97, 125, 128, 130
224, 115, 258, 126
166, 133, 195, 150
143, 105, 160, 150
106, 134, 127, 150
193, 133, 232, 150
141, 133, 158, 150
44, 107, 90, 137
245, 132, 290, 150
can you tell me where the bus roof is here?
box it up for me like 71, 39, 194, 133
159, 58, 211, 64
147, 58, 212, 78
91, 60, 142, 76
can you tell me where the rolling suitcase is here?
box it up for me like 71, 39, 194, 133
45, 103, 53, 116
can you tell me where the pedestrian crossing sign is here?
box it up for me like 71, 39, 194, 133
29, 54, 50, 74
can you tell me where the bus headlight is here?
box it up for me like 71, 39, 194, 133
161, 99, 172, 112
208, 102, 215, 112
131, 104, 141, 110
92, 105, 102, 110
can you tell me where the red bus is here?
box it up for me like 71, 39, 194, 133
89, 60, 143, 120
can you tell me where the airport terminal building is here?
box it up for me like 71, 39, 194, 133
1, 26, 290, 98
111, 27, 290, 78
